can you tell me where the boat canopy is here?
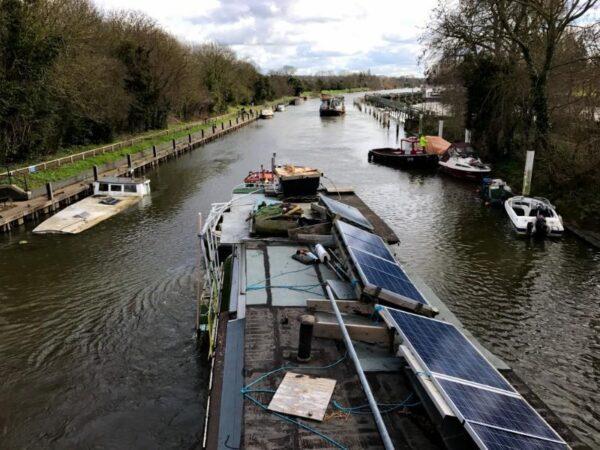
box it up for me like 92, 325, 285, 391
424, 136, 451, 155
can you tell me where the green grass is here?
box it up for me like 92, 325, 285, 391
20, 107, 249, 189
15, 97, 295, 190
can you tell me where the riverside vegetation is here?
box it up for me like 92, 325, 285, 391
424, 0, 599, 229
0, 0, 416, 170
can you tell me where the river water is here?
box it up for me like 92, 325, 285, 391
0, 93, 598, 449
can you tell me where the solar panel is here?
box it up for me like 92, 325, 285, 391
437, 378, 563, 442
468, 423, 568, 450
320, 195, 374, 230
385, 308, 513, 392
336, 220, 394, 261
349, 246, 428, 305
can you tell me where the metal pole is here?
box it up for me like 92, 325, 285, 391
325, 286, 394, 450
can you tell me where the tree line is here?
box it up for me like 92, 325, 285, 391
426, 0, 599, 226
0, 0, 415, 166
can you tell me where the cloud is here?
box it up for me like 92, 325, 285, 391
93, 0, 437, 76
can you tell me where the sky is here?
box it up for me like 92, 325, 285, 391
92, 0, 438, 76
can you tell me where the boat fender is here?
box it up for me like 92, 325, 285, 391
315, 244, 330, 263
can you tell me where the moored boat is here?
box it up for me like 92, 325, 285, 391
276, 104, 286, 112
33, 177, 150, 234
368, 136, 448, 169
438, 142, 491, 180
196, 164, 574, 450
273, 164, 321, 197
480, 178, 512, 205
505, 195, 564, 237
319, 94, 345, 116
260, 108, 274, 119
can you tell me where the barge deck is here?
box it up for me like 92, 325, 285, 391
198, 186, 587, 450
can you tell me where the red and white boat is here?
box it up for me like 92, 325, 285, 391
439, 143, 491, 180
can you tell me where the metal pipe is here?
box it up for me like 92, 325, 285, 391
325, 286, 394, 450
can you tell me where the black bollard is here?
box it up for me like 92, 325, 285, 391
297, 315, 315, 362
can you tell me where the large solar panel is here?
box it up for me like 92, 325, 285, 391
349, 247, 427, 305
320, 195, 374, 230
385, 308, 513, 392
468, 423, 568, 450
437, 378, 562, 442
336, 220, 394, 261
381, 306, 568, 450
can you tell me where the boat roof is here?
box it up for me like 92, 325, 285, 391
97, 177, 146, 185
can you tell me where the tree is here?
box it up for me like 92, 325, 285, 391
0, 0, 62, 163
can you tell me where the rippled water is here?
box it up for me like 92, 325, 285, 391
1, 93, 598, 448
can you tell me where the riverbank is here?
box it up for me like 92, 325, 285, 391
1, 98, 294, 190
0, 110, 261, 232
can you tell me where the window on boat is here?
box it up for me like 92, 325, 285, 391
513, 207, 526, 216
98, 183, 109, 192
110, 184, 122, 192
124, 184, 137, 193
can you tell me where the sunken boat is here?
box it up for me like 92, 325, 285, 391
196, 161, 578, 450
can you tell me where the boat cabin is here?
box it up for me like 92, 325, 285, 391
93, 177, 151, 197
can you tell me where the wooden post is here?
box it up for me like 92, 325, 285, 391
188, 134, 192, 143
46, 182, 54, 201
152, 145, 157, 158
172, 139, 176, 150
229, 119, 232, 127
221, 122, 224, 130
236, 117, 239, 124
438, 120, 444, 137
201, 129, 205, 139
212, 125, 216, 133
522, 151, 535, 196
93, 165, 99, 181
127, 154, 132, 169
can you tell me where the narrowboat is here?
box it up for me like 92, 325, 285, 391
319, 94, 345, 116
368, 137, 443, 169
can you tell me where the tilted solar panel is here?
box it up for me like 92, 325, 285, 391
386, 308, 513, 392
335, 220, 394, 261
380, 306, 568, 450
468, 423, 568, 450
437, 378, 563, 442
320, 195, 374, 230
348, 246, 428, 305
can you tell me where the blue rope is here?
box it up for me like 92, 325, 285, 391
241, 354, 349, 449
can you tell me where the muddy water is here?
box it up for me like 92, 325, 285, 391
1, 93, 598, 448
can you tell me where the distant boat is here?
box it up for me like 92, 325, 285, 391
275, 104, 285, 112
439, 142, 491, 180
260, 108, 274, 119
505, 196, 564, 237
319, 94, 345, 116
33, 177, 150, 234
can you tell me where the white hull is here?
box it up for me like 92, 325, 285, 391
33, 195, 140, 234
504, 196, 564, 237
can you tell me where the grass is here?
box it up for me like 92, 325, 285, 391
13, 97, 295, 189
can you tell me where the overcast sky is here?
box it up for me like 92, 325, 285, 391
92, 0, 437, 76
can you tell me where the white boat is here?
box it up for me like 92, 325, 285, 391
260, 108, 274, 119
504, 196, 564, 237
275, 104, 285, 112
438, 143, 491, 180
33, 177, 150, 234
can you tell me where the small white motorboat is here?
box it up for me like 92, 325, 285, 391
260, 108, 274, 119
33, 177, 150, 234
439, 143, 491, 180
504, 196, 564, 237
275, 104, 285, 112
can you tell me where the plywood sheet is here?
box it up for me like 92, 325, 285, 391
268, 372, 336, 421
